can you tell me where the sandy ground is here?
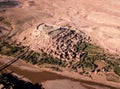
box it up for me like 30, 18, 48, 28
0, 55, 120, 89
0, 0, 119, 55
42, 79, 118, 89
23, 0, 120, 55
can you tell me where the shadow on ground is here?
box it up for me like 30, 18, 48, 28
0, 72, 44, 89
0, 0, 19, 8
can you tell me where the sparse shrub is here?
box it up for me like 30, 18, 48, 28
114, 67, 120, 76
50, 66, 63, 72
75, 42, 87, 52
3, 21, 11, 27
0, 16, 4, 21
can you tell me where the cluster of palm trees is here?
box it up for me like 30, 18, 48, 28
0, 40, 120, 76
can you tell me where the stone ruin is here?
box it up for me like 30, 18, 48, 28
37, 24, 91, 61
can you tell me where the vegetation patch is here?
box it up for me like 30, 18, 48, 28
0, 40, 120, 77
0, 16, 12, 28
0, 16, 4, 21
114, 67, 120, 76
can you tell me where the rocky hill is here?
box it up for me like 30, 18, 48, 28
16, 23, 92, 61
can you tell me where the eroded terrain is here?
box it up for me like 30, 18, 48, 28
0, 0, 120, 89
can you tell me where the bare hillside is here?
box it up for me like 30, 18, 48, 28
0, 0, 120, 55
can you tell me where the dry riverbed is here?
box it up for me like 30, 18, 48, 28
0, 55, 120, 89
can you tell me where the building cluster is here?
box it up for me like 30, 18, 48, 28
45, 28, 88, 61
